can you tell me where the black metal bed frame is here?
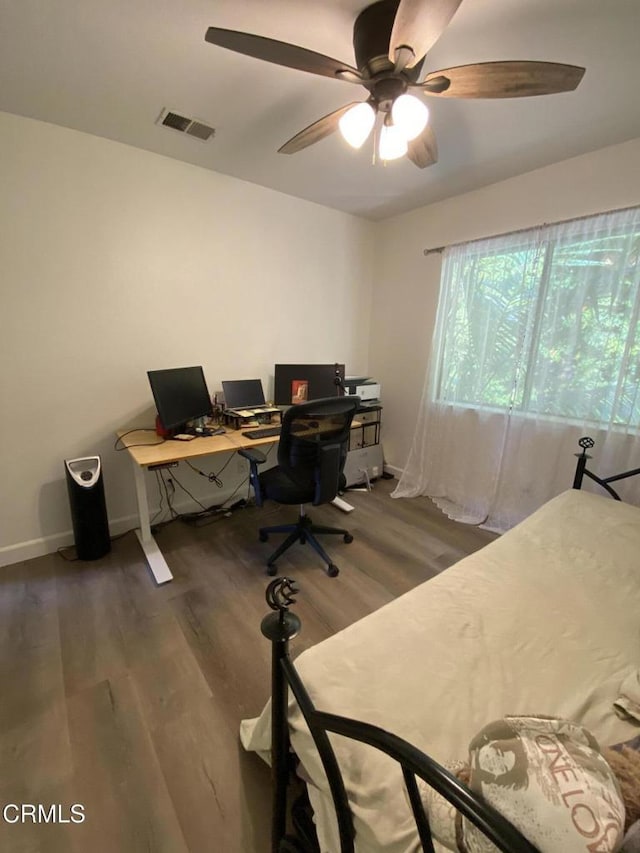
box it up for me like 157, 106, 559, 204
573, 435, 640, 499
262, 578, 539, 853
259, 438, 640, 852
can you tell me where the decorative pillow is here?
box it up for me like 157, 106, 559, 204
460, 716, 625, 853
603, 737, 640, 831
413, 760, 467, 851
411, 716, 626, 853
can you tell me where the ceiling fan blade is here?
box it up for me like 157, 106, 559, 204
407, 123, 438, 168
422, 61, 586, 98
389, 0, 464, 71
205, 27, 361, 82
278, 103, 362, 155
409, 74, 451, 94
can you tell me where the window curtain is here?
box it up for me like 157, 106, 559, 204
392, 206, 640, 531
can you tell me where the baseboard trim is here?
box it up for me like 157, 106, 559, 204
383, 464, 403, 479
0, 514, 139, 569
0, 531, 74, 568
1, 485, 249, 569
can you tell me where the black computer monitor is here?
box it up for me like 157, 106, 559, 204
222, 379, 266, 410
147, 366, 213, 431
274, 363, 345, 406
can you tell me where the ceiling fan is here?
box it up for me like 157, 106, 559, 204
205, 0, 585, 168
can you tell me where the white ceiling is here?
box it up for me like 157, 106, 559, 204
1, 0, 639, 220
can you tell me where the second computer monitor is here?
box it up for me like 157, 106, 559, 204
222, 378, 266, 410
274, 363, 345, 406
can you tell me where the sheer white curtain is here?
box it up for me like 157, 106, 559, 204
393, 206, 640, 531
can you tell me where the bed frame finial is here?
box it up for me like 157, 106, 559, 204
262, 577, 301, 641
578, 436, 595, 454
261, 577, 303, 851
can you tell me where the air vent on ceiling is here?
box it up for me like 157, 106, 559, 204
157, 109, 215, 142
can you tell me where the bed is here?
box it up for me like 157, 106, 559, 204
241, 440, 640, 852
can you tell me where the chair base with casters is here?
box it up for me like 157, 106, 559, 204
238, 395, 361, 579
259, 507, 353, 577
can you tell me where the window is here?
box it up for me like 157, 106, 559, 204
435, 207, 640, 427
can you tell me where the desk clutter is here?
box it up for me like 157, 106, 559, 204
221, 377, 282, 431
223, 406, 282, 431
144, 364, 383, 483
116, 363, 385, 584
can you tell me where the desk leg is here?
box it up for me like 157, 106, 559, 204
331, 496, 354, 513
132, 460, 173, 585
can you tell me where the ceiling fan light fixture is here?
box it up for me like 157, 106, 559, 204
391, 94, 429, 141
379, 123, 408, 161
338, 102, 376, 149
204, 6, 586, 169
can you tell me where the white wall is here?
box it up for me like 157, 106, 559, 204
0, 111, 374, 566
370, 138, 640, 473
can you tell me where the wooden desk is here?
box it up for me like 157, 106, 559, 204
117, 427, 279, 585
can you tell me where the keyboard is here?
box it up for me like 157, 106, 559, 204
242, 425, 281, 439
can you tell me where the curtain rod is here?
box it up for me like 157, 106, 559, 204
423, 203, 640, 256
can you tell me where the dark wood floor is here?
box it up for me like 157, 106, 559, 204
0, 478, 496, 853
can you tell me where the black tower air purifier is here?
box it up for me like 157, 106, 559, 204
64, 455, 111, 560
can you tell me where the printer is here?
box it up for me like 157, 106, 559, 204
344, 377, 381, 402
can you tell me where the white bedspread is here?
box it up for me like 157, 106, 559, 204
241, 489, 640, 852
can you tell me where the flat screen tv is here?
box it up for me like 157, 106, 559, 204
274, 363, 345, 406
147, 366, 213, 431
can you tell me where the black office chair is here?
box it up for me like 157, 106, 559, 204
238, 396, 360, 577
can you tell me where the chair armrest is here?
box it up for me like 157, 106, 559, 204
238, 447, 267, 506
238, 448, 267, 466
